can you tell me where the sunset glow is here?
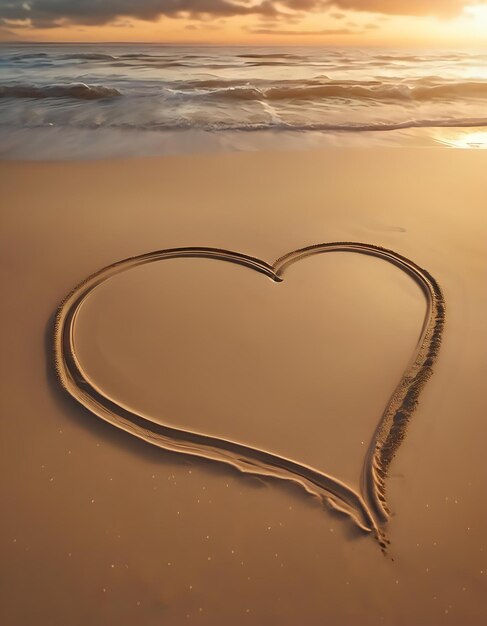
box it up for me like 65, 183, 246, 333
437, 129, 487, 148
1, 1, 487, 45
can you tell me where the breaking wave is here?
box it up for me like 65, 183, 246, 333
4, 77, 487, 104
61, 52, 118, 61
0, 83, 122, 100
188, 80, 487, 102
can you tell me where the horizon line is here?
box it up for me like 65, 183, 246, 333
0, 40, 482, 49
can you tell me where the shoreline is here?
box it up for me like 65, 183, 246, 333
2, 124, 487, 161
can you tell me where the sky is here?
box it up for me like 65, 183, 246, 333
1, 1, 487, 45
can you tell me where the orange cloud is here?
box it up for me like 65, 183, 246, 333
0, 0, 474, 30
331, 1, 467, 16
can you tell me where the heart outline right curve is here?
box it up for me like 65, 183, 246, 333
54, 242, 445, 548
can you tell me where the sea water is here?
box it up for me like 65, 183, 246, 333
1, 43, 487, 159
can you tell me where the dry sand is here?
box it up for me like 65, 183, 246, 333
1, 147, 486, 625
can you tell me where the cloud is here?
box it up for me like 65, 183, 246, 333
185, 21, 221, 29
0, 0, 475, 30
248, 26, 362, 34
0, 0, 282, 27
330, 1, 469, 17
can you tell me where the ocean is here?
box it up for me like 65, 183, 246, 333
1, 43, 487, 159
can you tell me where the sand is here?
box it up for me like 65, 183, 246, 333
1, 147, 486, 625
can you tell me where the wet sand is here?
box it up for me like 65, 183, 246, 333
1, 148, 487, 625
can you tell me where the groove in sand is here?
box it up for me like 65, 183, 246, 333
54, 243, 445, 545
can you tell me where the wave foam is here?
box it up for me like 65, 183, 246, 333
193, 80, 487, 102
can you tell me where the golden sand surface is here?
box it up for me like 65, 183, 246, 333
1, 148, 486, 625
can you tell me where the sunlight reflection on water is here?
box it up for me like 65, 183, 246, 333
435, 129, 487, 149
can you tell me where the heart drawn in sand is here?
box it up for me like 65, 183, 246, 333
54, 243, 444, 546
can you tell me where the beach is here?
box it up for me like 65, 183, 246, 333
1, 147, 486, 625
